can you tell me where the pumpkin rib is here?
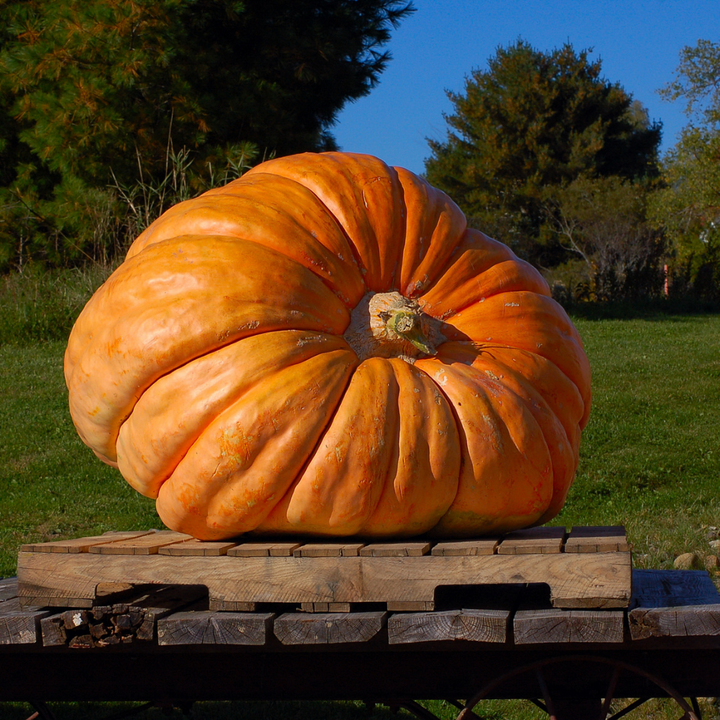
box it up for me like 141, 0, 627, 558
418, 229, 525, 318
395, 167, 467, 298
155, 347, 358, 540
125, 173, 366, 308
257, 357, 401, 536
440, 290, 591, 427
244, 152, 406, 293
430, 347, 578, 527
116, 330, 352, 499
417, 358, 554, 537
437, 341, 586, 447
359, 358, 462, 536
65, 235, 350, 462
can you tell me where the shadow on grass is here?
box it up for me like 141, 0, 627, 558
1, 699, 478, 720
564, 297, 720, 321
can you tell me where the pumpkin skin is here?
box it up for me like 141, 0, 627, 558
64, 151, 591, 540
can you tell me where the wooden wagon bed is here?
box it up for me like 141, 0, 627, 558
2, 526, 720, 718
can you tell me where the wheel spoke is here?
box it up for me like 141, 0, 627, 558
691, 697, 703, 720
608, 697, 651, 720
599, 666, 621, 719
528, 698, 548, 713
535, 668, 559, 720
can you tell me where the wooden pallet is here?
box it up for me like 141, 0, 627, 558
17, 526, 632, 612
4, 570, 720, 650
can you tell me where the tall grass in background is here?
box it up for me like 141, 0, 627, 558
0, 264, 113, 344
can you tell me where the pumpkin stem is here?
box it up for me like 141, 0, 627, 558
385, 309, 436, 355
344, 291, 445, 363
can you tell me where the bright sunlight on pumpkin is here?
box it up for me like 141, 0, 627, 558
64, 152, 591, 540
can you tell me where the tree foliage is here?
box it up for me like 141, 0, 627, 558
651, 39, 720, 300
425, 40, 662, 267
548, 176, 666, 301
0, 0, 413, 269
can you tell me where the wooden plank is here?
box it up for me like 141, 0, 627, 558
129, 585, 208, 642
158, 611, 273, 646
0, 577, 18, 603
359, 542, 431, 557
227, 542, 301, 557
158, 540, 238, 556
274, 611, 386, 645
0, 602, 49, 645
17, 549, 632, 609
431, 539, 499, 556
293, 543, 364, 557
628, 569, 720, 641
514, 609, 625, 644
300, 602, 352, 613
387, 601, 435, 612
21, 531, 153, 554
565, 526, 629, 553
631, 569, 720, 608
90, 531, 192, 555
629, 604, 720, 640
388, 609, 509, 644
208, 599, 257, 612
21, 596, 93, 609
497, 527, 565, 555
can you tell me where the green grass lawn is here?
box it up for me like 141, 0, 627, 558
1, 279, 719, 719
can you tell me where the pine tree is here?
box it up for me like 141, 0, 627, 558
0, 0, 414, 268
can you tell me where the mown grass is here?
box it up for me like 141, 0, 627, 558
1, 269, 720, 719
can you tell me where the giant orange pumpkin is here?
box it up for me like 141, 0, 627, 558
65, 152, 591, 540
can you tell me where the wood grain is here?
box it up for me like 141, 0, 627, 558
18, 549, 632, 609
0, 577, 18, 603
158, 611, 273, 645
497, 527, 565, 555
431, 539, 499, 556
514, 609, 625, 644
0, 594, 48, 645
21, 531, 153, 554
565, 526, 629, 553
159, 540, 238, 556
388, 609, 509, 644
227, 543, 300, 557
359, 542, 431, 557
274, 611, 386, 645
293, 543, 364, 557
89, 531, 192, 555
629, 604, 720, 640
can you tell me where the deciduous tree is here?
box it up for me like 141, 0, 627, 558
425, 40, 661, 267
651, 39, 720, 299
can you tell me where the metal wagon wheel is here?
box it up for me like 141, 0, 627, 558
453, 655, 702, 720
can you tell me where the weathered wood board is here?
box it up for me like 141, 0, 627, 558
17, 526, 633, 611
274, 611, 387, 645
514, 609, 625, 644
158, 611, 274, 646
0, 578, 49, 645
628, 569, 720, 640
388, 609, 510, 645
4, 569, 720, 650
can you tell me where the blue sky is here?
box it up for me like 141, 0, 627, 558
332, 0, 718, 175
